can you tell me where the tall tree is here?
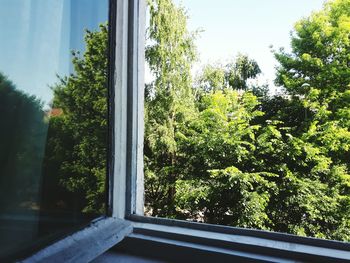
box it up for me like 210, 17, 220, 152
274, 0, 350, 133
144, 0, 197, 215
271, 0, 350, 240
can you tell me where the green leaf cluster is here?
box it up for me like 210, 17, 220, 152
48, 24, 109, 214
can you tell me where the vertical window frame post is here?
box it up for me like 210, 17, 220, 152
125, 0, 146, 216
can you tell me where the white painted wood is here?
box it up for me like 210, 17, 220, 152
130, 221, 350, 262
135, 0, 146, 216
125, 0, 146, 216
113, 0, 129, 218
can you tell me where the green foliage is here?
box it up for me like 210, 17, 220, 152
144, 0, 198, 215
270, 0, 350, 240
196, 54, 261, 94
226, 54, 261, 91
176, 167, 277, 229
275, 0, 350, 121
145, 0, 350, 241
183, 90, 263, 172
50, 24, 108, 213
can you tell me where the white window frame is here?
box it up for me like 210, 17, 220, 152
21, 0, 350, 262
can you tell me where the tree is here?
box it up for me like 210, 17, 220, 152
274, 0, 350, 131
270, 0, 350, 240
226, 54, 261, 91
175, 89, 276, 228
50, 24, 109, 214
144, 0, 198, 216
196, 54, 261, 94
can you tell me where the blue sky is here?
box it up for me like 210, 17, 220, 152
0, 0, 108, 107
173, 0, 326, 90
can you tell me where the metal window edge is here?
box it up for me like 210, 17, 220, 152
122, 216, 350, 262
19, 215, 350, 263
125, 0, 146, 216
126, 214, 350, 251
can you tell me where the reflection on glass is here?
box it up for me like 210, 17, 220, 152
0, 0, 108, 260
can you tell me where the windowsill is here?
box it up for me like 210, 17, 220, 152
22, 215, 350, 262
119, 215, 350, 263
21, 217, 132, 263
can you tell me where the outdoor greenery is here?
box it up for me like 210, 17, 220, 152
45, 24, 109, 214
0, 27, 109, 246
0, 25, 109, 218
2, 0, 347, 241
144, 0, 350, 241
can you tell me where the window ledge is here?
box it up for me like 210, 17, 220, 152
114, 215, 350, 263
21, 215, 350, 262
20, 217, 132, 263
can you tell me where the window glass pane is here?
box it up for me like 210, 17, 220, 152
0, 0, 109, 260
144, 0, 350, 242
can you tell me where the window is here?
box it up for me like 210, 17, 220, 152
5, 0, 350, 262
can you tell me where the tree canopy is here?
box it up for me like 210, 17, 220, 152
144, 0, 350, 241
